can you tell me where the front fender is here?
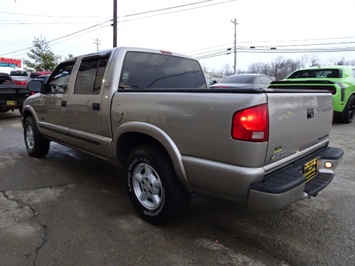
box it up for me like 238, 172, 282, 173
22, 103, 40, 128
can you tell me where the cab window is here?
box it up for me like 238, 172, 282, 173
74, 55, 110, 94
119, 51, 206, 89
47, 61, 75, 93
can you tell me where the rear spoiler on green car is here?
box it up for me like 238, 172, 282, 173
268, 80, 338, 95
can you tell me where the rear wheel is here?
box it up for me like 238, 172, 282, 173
126, 145, 190, 225
24, 116, 50, 157
341, 95, 355, 123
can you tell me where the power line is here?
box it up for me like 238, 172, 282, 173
190, 41, 355, 60
2, 20, 112, 56
0, 11, 101, 18
2, 0, 353, 62
0, 21, 102, 25
196, 47, 355, 60
2, 0, 235, 56
118, 0, 236, 23
122, 0, 215, 18
185, 36, 355, 54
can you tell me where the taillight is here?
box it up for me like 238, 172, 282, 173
232, 104, 269, 142
212, 86, 229, 88
14, 80, 27, 85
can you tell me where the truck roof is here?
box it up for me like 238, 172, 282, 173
63, 46, 196, 62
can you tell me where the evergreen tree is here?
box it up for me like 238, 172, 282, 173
24, 36, 60, 71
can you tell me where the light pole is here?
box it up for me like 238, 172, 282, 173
231, 18, 238, 74
93, 38, 101, 51
113, 0, 117, 47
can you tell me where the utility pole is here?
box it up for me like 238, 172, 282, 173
113, 0, 117, 47
93, 38, 101, 51
231, 18, 238, 74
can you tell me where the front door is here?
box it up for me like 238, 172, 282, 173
34, 61, 75, 143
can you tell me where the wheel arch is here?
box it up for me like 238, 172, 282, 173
22, 105, 40, 127
113, 122, 191, 192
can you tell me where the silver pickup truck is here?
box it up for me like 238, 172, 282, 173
22, 47, 343, 225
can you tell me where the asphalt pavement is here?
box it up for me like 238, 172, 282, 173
0, 110, 354, 266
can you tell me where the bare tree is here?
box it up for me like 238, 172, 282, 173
212, 54, 354, 79
297, 55, 309, 69
309, 55, 320, 67
221, 64, 233, 76
201, 64, 209, 73
269, 56, 287, 80
335, 57, 346, 65
247, 62, 269, 75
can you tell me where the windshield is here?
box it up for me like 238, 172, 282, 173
219, 75, 256, 84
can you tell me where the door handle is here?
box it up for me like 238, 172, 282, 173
92, 103, 100, 111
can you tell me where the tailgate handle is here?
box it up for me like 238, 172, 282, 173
307, 108, 314, 119
61, 100, 67, 107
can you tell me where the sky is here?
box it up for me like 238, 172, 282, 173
0, 0, 354, 72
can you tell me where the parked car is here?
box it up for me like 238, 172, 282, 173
0, 72, 30, 114
205, 76, 217, 87
30, 71, 52, 79
34, 74, 51, 83
211, 74, 275, 89
269, 65, 355, 123
10, 70, 29, 85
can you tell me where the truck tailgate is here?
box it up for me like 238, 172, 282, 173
265, 92, 333, 166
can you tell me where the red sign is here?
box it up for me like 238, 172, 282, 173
0, 57, 22, 68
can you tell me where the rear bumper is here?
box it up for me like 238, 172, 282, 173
247, 147, 343, 210
0, 99, 25, 110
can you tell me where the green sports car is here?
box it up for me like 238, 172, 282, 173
269, 65, 355, 123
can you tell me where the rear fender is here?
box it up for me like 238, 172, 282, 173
112, 121, 190, 191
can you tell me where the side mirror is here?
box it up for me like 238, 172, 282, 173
27, 80, 44, 93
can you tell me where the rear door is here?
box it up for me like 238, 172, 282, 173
65, 53, 111, 156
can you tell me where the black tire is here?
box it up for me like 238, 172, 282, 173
341, 95, 355, 123
126, 145, 190, 225
24, 116, 50, 157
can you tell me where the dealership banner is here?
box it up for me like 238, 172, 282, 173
0, 57, 22, 68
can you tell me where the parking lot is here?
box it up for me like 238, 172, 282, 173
0, 110, 354, 266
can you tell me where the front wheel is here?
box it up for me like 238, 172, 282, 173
341, 95, 355, 123
24, 116, 50, 157
126, 146, 190, 225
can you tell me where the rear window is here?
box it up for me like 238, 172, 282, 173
10, 70, 28, 77
0, 74, 13, 85
219, 75, 256, 84
119, 52, 206, 89
288, 69, 342, 79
